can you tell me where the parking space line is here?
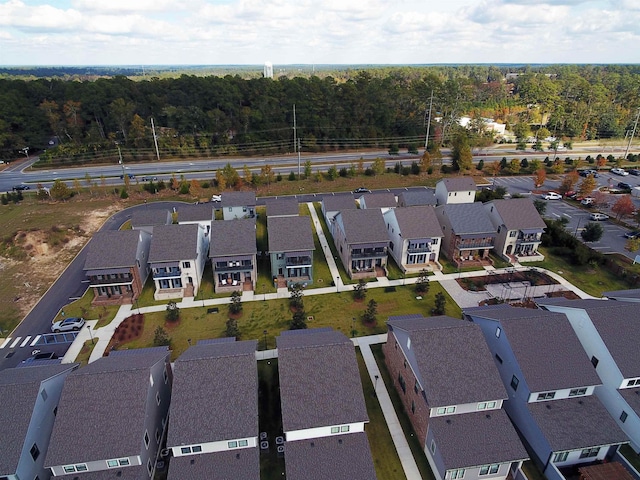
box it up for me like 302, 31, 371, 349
9, 337, 22, 348
0, 338, 11, 349
20, 336, 32, 348
30, 335, 41, 347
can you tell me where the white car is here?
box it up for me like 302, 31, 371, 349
542, 192, 562, 200
51, 317, 85, 333
590, 213, 609, 221
611, 168, 629, 176
211, 194, 222, 202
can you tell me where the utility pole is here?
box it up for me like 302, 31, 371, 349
116, 143, 125, 177
623, 107, 640, 161
293, 104, 300, 177
151, 117, 161, 162
424, 90, 433, 150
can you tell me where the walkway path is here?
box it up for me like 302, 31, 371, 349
306, 201, 344, 290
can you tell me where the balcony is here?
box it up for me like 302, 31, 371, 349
89, 275, 133, 286
153, 268, 181, 279
457, 240, 495, 250
352, 249, 386, 259
215, 261, 253, 272
407, 246, 432, 254
516, 233, 542, 244
286, 256, 312, 267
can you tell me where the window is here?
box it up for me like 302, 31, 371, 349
580, 447, 600, 459
411, 401, 415, 414
510, 375, 519, 391
553, 451, 569, 463
238, 440, 248, 447
63, 464, 87, 473
620, 411, 628, 423
407, 338, 411, 350
119, 459, 130, 466
450, 469, 465, 479
108, 458, 130, 468
403, 358, 407, 368
487, 401, 496, 408
480, 464, 500, 475
181, 447, 191, 454
432, 238, 438, 244
495, 353, 503, 364
569, 388, 587, 397
537, 392, 556, 401
155, 429, 161, 444
108, 460, 119, 468
331, 427, 340, 434
414, 381, 419, 394
63, 466, 76, 474
627, 379, 640, 387
340, 425, 349, 433
149, 373, 154, 387
163, 367, 169, 384
41, 389, 48, 402
477, 402, 487, 410
144, 431, 150, 448
156, 392, 161, 406
398, 374, 406, 393
591, 356, 599, 368
446, 406, 455, 414
436, 407, 446, 415
147, 459, 152, 475
430, 440, 436, 454
228, 441, 238, 448
510, 230, 517, 237
192, 445, 202, 453
495, 327, 501, 338
183, 261, 191, 268
30, 443, 40, 461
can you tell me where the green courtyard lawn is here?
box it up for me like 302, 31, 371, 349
53, 288, 119, 328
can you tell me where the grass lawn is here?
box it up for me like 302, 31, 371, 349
54, 288, 120, 328
356, 349, 407, 480
257, 359, 285, 480
371, 344, 436, 480
521, 460, 546, 480
312, 202, 352, 284
300, 203, 334, 286
74, 339, 99, 366
438, 255, 484, 275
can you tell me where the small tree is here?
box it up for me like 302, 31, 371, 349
166, 301, 179, 322
612, 195, 635, 220
432, 292, 446, 315
225, 318, 240, 338
581, 222, 604, 242
625, 238, 640, 253
290, 309, 308, 330
415, 269, 430, 294
533, 168, 547, 188
289, 283, 304, 310
353, 279, 367, 301
229, 291, 242, 315
304, 160, 312, 178
50, 179, 72, 201
533, 199, 547, 215
577, 176, 598, 198
153, 326, 171, 347
362, 299, 378, 324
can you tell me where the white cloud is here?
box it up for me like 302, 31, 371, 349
70, 0, 190, 13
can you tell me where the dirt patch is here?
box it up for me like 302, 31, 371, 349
457, 270, 557, 292
106, 314, 144, 354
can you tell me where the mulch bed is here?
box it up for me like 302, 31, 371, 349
105, 313, 144, 355
457, 270, 558, 292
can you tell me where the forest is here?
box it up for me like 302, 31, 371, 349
0, 64, 639, 164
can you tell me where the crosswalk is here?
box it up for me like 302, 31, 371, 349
0, 335, 42, 349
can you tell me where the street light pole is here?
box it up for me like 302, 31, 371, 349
336, 277, 340, 293
263, 330, 268, 350
116, 143, 125, 178
86, 324, 94, 345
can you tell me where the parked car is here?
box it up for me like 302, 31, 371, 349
579, 169, 599, 178
51, 317, 85, 333
211, 194, 222, 202
611, 168, 629, 176
590, 212, 609, 221
353, 187, 371, 194
625, 230, 640, 239
581, 197, 594, 206
629, 169, 640, 176
12, 184, 30, 191
617, 182, 632, 190
542, 192, 562, 200
22, 351, 58, 364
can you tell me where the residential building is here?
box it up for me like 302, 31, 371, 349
265, 197, 299, 218
321, 194, 357, 236
45, 348, 172, 479
435, 203, 497, 267
268, 216, 315, 287
148, 224, 209, 300
332, 209, 388, 279
464, 305, 628, 478
0, 364, 78, 480
276, 329, 376, 480
397, 189, 437, 207
83, 230, 151, 305
383, 206, 442, 273
434, 177, 477, 205
357, 192, 397, 211
218, 192, 256, 220
130, 209, 172, 234
177, 203, 213, 234
167, 339, 259, 480
485, 198, 546, 262
209, 218, 257, 292
537, 298, 640, 453
603, 288, 640, 302
384, 315, 528, 480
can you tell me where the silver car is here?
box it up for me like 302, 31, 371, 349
51, 317, 85, 333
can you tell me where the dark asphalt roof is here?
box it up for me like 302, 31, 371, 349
487, 198, 546, 230
322, 194, 357, 212
436, 203, 497, 235
130, 209, 171, 228
267, 216, 315, 253
148, 224, 200, 263
603, 288, 640, 299
439, 176, 477, 192
167, 448, 260, 480
398, 189, 437, 206
84, 230, 145, 270
46, 349, 169, 466
359, 192, 397, 209
284, 433, 377, 480
429, 410, 528, 469
209, 218, 257, 257
619, 387, 640, 416
277, 329, 369, 432
336, 209, 388, 245
0, 364, 77, 474
528, 395, 627, 452
168, 341, 258, 447
391, 206, 442, 239
219, 191, 256, 208
177, 203, 214, 223
465, 306, 601, 392
387, 316, 507, 407
55, 465, 147, 480
265, 197, 299, 217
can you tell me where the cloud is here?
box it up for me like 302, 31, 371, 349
70, 0, 190, 13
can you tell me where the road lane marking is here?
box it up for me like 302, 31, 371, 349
20, 336, 31, 347
30, 335, 42, 346
9, 337, 22, 348
0, 338, 11, 349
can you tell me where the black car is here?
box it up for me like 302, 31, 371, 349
12, 184, 30, 191
22, 351, 58, 364
352, 187, 371, 194
578, 169, 598, 178
629, 169, 640, 176
617, 182, 632, 190
625, 230, 640, 239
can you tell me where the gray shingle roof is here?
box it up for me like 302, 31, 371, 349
130, 209, 171, 228
436, 203, 497, 235
265, 197, 299, 217
0, 364, 77, 474
268, 216, 315, 253
387, 316, 508, 406
429, 410, 528, 469
284, 433, 377, 480
46, 349, 169, 466
177, 203, 214, 223
209, 219, 257, 257
359, 192, 397, 209
619, 387, 640, 416
277, 329, 369, 432
167, 449, 260, 480
603, 288, 640, 299
322, 194, 357, 212
465, 306, 601, 392
398, 189, 437, 207
84, 230, 144, 270
55, 465, 147, 480
528, 395, 627, 451
439, 176, 477, 192
487, 198, 547, 230
219, 191, 256, 208
336, 209, 388, 245
391, 206, 442, 239
148, 224, 200, 263
168, 341, 258, 446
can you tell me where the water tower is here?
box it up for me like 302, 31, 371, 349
264, 62, 273, 79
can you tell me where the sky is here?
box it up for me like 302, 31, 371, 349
0, 0, 638, 66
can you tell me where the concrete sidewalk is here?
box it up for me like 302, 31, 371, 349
307, 201, 344, 290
